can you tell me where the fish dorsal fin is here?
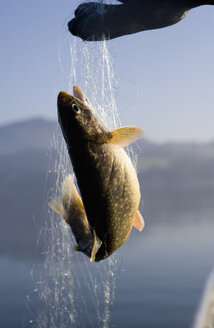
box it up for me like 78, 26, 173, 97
90, 230, 102, 262
108, 126, 143, 147
133, 211, 145, 231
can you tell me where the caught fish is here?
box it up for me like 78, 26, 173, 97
50, 86, 144, 262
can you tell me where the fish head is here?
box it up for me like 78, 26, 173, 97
57, 86, 108, 145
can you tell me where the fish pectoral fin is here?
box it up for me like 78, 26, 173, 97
49, 197, 64, 216
133, 211, 145, 232
108, 126, 143, 147
90, 230, 102, 262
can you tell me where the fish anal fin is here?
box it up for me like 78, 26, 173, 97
133, 211, 145, 232
108, 126, 143, 147
90, 230, 102, 262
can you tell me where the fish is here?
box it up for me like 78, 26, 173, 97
68, 0, 214, 41
49, 86, 144, 262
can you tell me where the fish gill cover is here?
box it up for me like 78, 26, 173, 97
25, 8, 140, 328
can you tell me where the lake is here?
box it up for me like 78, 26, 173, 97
1, 209, 214, 328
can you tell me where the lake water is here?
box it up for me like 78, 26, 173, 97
1, 210, 214, 328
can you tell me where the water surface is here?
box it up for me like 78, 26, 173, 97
1, 210, 214, 327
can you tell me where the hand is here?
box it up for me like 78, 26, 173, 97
68, 2, 120, 41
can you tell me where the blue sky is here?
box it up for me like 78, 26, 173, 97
0, 0, 214, 142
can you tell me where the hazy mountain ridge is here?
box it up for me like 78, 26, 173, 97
0, 118, 57, 154
134, 139, 214, 218
1, 117, 214, 160
0, 118, 214, 258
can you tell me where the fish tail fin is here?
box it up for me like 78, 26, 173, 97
61, 175, 85, 216
49, 175, 84, 224
49, 197, 65, 217
61, 177, 103, 262
61, 174, 74, 205
49, 175, 94, 257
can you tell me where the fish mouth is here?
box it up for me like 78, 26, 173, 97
57, 91, 73, 106
58, 86, 87, 107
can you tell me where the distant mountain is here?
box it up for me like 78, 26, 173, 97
0, 118, 57, 259
134, 139, 214, 219
0, 118, 57, 154
0, 118, 214, 259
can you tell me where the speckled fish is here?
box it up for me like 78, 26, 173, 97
50, 86, 144, 262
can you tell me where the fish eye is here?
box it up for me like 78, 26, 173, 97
72, 104, 81, 114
